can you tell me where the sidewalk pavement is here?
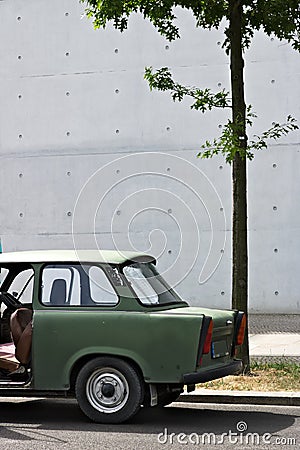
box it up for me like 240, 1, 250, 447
249, 333, 300, 358
248, 314, 300, 363
179, 314, 300, 407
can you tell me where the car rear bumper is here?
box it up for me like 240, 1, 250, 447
183, 359, 243, 384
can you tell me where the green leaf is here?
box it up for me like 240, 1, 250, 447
144, 66, 231, 112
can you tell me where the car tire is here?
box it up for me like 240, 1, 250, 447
75, 356, 144, 424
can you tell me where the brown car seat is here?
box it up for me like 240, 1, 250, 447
10, 308, 33, 365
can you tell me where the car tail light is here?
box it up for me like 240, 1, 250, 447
203, 319, 213, 354
197, 316, 213, 366
235, 313, 246, 345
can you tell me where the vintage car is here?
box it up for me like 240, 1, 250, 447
0, 250, 245, 423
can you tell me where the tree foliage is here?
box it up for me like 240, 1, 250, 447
144, 66, 230, 112
144, 67, 298, 162
81, 1, 300, 162
82, 1, 300, 50
200, 114, 298, 162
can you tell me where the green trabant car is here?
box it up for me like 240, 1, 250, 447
0, 250, 245, 423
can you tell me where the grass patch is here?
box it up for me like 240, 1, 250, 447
199, 362, 300, 392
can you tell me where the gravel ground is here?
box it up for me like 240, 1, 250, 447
250, 355, 300, 364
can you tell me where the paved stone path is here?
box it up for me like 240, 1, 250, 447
249, 314, 300, 334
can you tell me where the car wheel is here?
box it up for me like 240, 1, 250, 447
75, 357, 144, 424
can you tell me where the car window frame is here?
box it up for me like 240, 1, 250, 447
0, 263, 36, 306
38, 262, 121, 308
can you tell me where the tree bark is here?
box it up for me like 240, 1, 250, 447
229, 0, 250, 372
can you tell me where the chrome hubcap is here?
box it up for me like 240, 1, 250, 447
86, 367, 129, 413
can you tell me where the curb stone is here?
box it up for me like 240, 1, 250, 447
178, 390, 300, 407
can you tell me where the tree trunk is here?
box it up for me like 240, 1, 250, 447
229, 0, 250, 372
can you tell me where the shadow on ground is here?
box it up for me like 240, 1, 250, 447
0, 398, 297, 443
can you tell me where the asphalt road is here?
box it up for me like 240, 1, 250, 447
0, 398, 298, 449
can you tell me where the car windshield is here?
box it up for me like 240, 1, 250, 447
123, 262, 183, 306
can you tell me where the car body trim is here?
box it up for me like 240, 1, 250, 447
183, 360, 243, 384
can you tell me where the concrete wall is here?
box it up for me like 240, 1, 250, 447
0, 0, 299, 313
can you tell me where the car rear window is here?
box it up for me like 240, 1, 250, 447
123, 262, 183, 306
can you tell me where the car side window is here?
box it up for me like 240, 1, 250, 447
0, 268, 9, 289
41, 266, 80, 306
8, 268, 34, 304
89, 266, 118, 305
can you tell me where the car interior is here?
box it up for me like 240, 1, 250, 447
0, 264, 33, 384
0, 262, 119, 384
0, 261, 130, 385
